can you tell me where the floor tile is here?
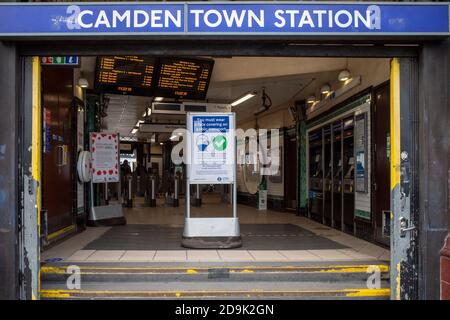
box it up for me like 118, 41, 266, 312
86, 250, 125, 261
120, 250, 156, 261
358, 244, 388, 258
337, 249, 377, 260
217, 250, 254, 261
66, 250, 96, 261
307, 249, 354, 261
377, 250, 391, 261
248, 250, 288, 261
187, 250, 221, 261
153, 250, 187, 261
279, 250, 323, 261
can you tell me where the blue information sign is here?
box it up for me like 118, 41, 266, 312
0, 2, 448, 36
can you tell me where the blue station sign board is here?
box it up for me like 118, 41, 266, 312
0, 2, 449, 36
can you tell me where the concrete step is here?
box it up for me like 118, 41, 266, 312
40, 261, 390, 299
41, 263, 389, 283
41, 281, 390, 300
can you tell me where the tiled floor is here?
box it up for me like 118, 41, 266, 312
42, 197, 390, 263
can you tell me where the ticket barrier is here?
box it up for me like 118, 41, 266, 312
166, 178, 179, 207
122, 175, 133, 208
145, 175, 157, 207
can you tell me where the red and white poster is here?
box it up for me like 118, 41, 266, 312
90, 132, 119, 183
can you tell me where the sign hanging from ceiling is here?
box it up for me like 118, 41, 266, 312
156, 57, 214, 100
95, 56, 157, 96
0, 3, 448, 36
188, 113, 235, 184
94, 56, 214, 98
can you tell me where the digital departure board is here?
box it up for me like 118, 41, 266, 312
95, 56, 214, 100
155, 58, 214, 100
95, 56, 157, 96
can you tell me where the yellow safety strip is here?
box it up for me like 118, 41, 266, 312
390, 58, 401, 191
47, 224, 76, 241
40, 264, 389, 275
345, 288, 391, 297
390, 58, 401, 301
32, 56, 41, 300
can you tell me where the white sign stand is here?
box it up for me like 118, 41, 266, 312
182, 112, 242, 248
88, 132, 126, 226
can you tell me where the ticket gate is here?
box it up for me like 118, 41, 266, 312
166, 177, 180, 207
122, 174, 133, 208
145, 175, 157, 207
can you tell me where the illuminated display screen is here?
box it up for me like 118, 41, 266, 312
155, 57, 214, 100
95, 56, 214, 100
95, 56, 157, 96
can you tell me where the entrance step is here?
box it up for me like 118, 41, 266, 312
41, 263, 389, 283
40, 261, 390, 299
41, 284, 390, 300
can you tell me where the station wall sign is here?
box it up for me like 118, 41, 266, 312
0, 2, 448, 36
41, 56, 79, 66
188, 113, 235, 184
90, 132, 119, 183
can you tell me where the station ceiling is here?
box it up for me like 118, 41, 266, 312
79, 57, 351, 139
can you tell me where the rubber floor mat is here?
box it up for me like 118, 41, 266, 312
83, 224, 348, 250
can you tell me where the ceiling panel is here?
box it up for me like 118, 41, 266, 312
79, 57, 359, 140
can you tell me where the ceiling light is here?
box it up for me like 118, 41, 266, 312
78, 78, 89, 88
338, 69, 351, 82
160, 142, 164, 145
307, 95, 316, 104
231, 91, 257, 107
154, 97, 164, 102
147, 107, 152, 116
320, 84, 331, 95
131, 128, 138, 134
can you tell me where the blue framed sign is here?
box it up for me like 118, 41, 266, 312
0, 2, 448, 36
189, 113, 236, 184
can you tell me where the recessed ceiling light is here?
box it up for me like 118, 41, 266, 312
320, 84, 331, 95
307, 95, 316, 104
154, 97, 164, 102
338, 69, 351, 82
231, 92, 257, 107
78, 78, 89, 88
